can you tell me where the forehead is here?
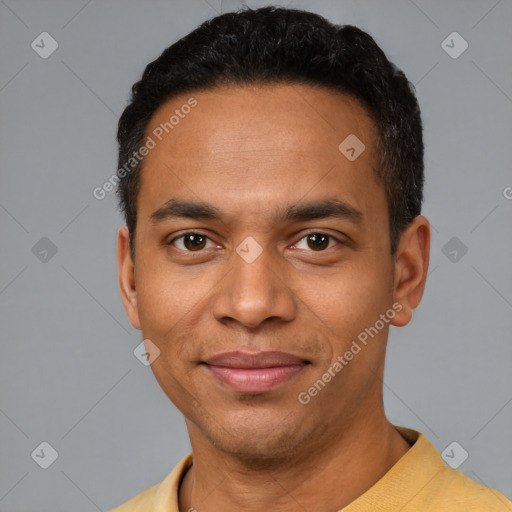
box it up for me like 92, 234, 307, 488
145, 83, 376, 155
138, 84, 384, 223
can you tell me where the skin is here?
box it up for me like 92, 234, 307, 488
117, 83, 430, 511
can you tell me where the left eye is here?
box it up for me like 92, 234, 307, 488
293, 233, 339, 252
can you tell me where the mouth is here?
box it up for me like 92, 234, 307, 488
201, 351, 311, 393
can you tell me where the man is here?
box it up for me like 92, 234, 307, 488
110, 6, 512, 511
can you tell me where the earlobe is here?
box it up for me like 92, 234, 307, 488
390, 216, 430, 328
117, 226, 141, 330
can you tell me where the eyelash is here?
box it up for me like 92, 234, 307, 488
166, 231, 343, 253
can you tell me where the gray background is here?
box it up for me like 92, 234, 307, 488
1, 0, 511, 510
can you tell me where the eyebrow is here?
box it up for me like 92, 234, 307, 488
149, 197, 363, 225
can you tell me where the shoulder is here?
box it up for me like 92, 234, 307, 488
426, 465, 512, 511
107, 452, 193, 512
395, 427, 512, 511
348, 427, 512, 511
108, 483, 160, 512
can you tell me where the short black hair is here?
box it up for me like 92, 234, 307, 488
116, 6, 423, 261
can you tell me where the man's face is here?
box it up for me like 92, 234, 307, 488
120, 84, 404, 459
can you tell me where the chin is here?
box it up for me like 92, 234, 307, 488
194, 407, 317, 466
212, 435, 299, 468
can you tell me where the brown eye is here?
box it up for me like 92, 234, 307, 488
294, 233, 339, 252
171, 233, 212, 251
306, 233, 329, 251
184, 234, 206, 251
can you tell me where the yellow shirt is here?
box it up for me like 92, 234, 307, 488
109, 426, 512, 511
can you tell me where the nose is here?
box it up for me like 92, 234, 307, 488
211, 240, 297, 329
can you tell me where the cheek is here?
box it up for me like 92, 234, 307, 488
310, 256, 393, 344
135, 272, 176, 334
134, 256, 209, 333
133, 258, 227, 373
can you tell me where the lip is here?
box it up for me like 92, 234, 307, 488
203, 351, 310, 393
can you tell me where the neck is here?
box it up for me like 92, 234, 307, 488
178, 416, 411, 512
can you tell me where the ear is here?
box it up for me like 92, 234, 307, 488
390, 215, 430, 327
117, 226, 141, 330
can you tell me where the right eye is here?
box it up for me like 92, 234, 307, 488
167, 232, 218, 252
